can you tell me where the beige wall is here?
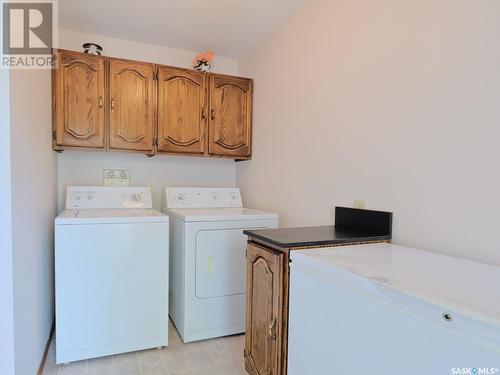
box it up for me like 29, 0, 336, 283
0, 70, 15, 375
58, 151, 236, 211
9, 69, 58, 374
57, 29, 238, 211
237, 0, 500, 265
59, 29, 239, 74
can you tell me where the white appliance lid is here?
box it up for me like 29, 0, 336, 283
164, 187, 243, 209
55, 209, 168, 225
165, 207, 278, 222
290, 243, 500, 328
66, 186, 153, 210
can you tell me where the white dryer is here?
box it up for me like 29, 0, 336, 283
164, 187, 278, 342
55, 186, 169, 364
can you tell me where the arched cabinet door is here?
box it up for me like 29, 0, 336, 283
157, 67, 207, 155
53, 50, 105, 149
108, 59, 155, 154
245, 244, 283, 375
209, 74, 252, 159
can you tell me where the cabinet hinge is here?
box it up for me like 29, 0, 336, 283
153, 138, 158, 147
52, 129, 56, 140
153, 71, 158, 81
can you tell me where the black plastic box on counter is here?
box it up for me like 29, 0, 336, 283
244, 206, 393, 250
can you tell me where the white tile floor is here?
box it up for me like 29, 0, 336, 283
42, 320, 248, 375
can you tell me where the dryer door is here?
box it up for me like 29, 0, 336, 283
195, 227, 264, 299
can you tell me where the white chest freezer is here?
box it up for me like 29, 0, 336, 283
288, 243, 500, 375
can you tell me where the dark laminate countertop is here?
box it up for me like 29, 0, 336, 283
244, 225, 391, 249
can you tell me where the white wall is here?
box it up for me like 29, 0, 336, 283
58, 151, 236, 210
236, 0, 500, 265
57, 29, 238, 211
0, 70, 15, 375
9, 68, 57, 375
59, 29, 239, 74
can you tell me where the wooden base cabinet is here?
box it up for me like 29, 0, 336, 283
245, 244, 284, 375
244, 238, 391, 375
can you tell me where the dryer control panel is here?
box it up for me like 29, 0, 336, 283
164, 187, 243, 209
66, 186, 152, 209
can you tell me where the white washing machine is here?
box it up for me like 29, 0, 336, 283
164, 187, 279, 342
55, 186, 169, 364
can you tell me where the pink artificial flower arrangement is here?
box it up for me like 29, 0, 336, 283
193, 50, 215, 72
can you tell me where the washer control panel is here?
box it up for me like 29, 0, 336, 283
66, 186, 152, 209
164, 187, 243, 209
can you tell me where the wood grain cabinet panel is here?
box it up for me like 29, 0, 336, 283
157, 67, 207, 154
53, 50, 105, 149
209, 75, 252, 159
108, 59, 155, 153
245, 238, 391, 375
52, 49, 253, 159
245, 244, 283, 375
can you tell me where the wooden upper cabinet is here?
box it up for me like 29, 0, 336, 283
108, 59, 155, 153
245, 244, 283, 375
157, 67, 207, 155
209, 74, 252, 159
52, 49, 253, 159
53, 50, 105, 149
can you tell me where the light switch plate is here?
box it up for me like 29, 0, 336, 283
353, 200, 366, 209
104, 169, 130, 187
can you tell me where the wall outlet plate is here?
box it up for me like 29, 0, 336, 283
104, 169, 130, 187
353, 200, 366, 209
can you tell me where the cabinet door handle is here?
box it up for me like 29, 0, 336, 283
210, 108, 215, 121
99, 96, 103, 109
201, 108, 206, 120
111, 98, 116, 111
268, 317, 276, 341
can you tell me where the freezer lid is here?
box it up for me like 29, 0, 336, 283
291, 243, 500, 327
165, 207, 279, 222
55, 209, 169, 224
